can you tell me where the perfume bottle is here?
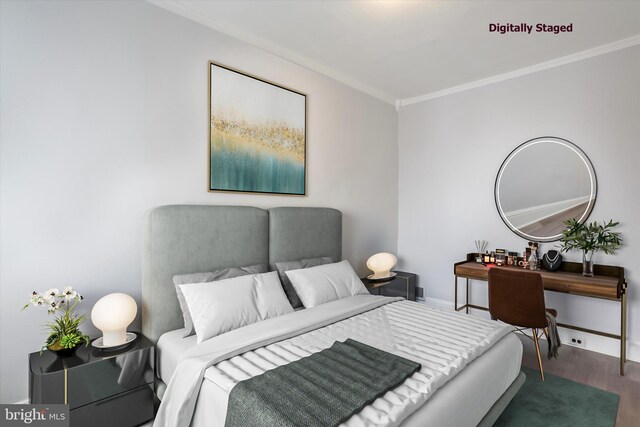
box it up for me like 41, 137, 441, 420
528, 251, 539, 271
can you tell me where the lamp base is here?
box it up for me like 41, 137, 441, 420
92, 332, 137, 350
367, 272, 397, 283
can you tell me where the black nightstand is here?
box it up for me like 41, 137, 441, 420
29, 333, 155, 427
364, 271, 417, 301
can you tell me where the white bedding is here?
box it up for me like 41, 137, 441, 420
157, 310, 310, 384
157, 329, 197, 383
191, 334, 522, 427
154, 295, 515, 427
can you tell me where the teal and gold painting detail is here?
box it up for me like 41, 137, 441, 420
209, 62, 306, 195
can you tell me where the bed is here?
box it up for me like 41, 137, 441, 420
143, 205, 524, 427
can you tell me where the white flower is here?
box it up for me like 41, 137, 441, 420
29, 293, 45, 307
42, 288, 60, 302
47, 300, 61, 314
62, 286, 77, 300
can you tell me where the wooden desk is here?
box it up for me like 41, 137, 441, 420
454, 253, 627, 375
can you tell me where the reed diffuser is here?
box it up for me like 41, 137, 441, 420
474, 240, 488, 263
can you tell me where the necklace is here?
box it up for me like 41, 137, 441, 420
545, 251, 560, 263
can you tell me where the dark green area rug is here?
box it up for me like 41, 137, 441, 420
494, 367, 619, 427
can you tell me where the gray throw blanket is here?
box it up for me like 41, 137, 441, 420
546, 312, 561, 359
224, 339, 421, 427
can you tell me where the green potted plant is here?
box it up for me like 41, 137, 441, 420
559, 219, 622, 276
23, 286, 90, 355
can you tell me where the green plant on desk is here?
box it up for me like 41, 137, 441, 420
559, 218, 622, 276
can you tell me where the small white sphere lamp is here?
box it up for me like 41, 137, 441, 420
366, 252, 397, 280
91, 293, 137, 347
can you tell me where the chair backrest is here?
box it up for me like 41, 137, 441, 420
488, 268, 547, 328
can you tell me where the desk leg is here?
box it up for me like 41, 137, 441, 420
454, 275, 458, 311
621, 291, 627, 375
465, 278, 469, 314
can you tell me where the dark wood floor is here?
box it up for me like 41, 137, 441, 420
518, 335, 640, 427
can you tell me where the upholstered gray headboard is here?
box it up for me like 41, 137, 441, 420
142, 205, 269, 343
142, 205, 342, 343
268, 207, 342, 269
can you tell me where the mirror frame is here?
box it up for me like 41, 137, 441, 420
494, 136, 597, 243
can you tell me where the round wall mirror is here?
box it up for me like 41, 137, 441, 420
495, 137, 597, 242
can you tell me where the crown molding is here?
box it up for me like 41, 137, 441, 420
147, 1, 640, 110
147, 0, 397, 105
399, 34, 640, 107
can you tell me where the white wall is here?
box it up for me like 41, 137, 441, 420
398, 46, 640, 360
0, 1, 398, 403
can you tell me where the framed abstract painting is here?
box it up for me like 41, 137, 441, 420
208, 62, 307, 195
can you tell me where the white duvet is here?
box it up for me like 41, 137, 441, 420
154, 295, 512, 427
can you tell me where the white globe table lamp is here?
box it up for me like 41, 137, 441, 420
366, 252, 397, 280
91, 293, 137, 347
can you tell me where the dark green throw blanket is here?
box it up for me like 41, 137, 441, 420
224, 339, 421, 427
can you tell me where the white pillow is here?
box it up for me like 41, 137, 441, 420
179, 271, 293, 343
285, 260, 369, 308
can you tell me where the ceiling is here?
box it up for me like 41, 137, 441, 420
150, 0, 640, 105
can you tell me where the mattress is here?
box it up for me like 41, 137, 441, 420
156, 328, 197, 383
165, 300, 522, 427
192, 333, 521, 427
401, 333, 521, 426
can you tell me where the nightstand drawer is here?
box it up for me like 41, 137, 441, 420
70, 384, 154, 427
66, 348, 154, 408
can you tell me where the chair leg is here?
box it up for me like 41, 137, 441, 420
533, 328, 545, 381
543, 327, 549, 340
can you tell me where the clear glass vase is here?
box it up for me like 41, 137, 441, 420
582, 251, 594, 277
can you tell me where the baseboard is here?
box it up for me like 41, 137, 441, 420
415, 296, 640, 363
417, 296, 452, 310
13, 399, 28, 404
558, 327, 640, 363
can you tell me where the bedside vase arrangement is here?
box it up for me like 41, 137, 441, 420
559, 219, 622, 277
23, 286, 90, 355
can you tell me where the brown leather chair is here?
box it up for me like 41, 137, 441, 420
488, 268, 557, 381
